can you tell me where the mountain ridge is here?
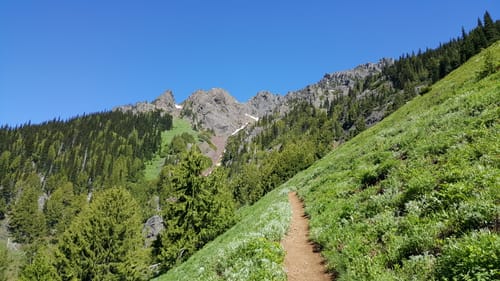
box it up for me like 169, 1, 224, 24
115, 58, 393, 137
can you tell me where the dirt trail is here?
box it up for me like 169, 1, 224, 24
282, 192, 332, 281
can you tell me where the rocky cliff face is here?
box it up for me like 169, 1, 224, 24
180, 88, 258, 136
115, 90, 181, 117
282, 58, 393, 110
247, 91, 284, 117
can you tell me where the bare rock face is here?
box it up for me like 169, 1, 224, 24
181, 88, 257, 136
114, 90, 180, 117
38, 193, 48, 211
143, 215, 164, 241
152, 90, 177, 111
247, 91, 284, 117
284, 59, 393, 109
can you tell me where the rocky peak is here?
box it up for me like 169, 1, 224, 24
152, 90, 176, 111
181, 88, 256, 136
247, 91, 283, 117
114, 89, 180, 116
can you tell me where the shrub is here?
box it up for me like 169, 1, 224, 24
435, 231, 500, 280
215, 237, 285, 281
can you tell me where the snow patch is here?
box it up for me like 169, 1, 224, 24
245, 113, 259, 121
231, 123, 248, 136
175, 104, 183, 109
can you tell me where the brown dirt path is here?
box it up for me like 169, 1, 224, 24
282, 192, 333, 281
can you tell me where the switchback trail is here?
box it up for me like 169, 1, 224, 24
282, 192, 332, 281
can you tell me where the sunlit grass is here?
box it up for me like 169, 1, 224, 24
295, 42, 500, 280
144, 118, 197, 180
153, 186, 292, 281
152, 42, 499, 281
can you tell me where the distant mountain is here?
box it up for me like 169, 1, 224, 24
115, 58, 392, 137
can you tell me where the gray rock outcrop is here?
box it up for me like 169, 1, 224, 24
247, 91, 284, 117
115, 90, 180, 117
143, 215, 164, 240
181, 88, 258, 136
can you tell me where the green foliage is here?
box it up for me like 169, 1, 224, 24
0, 110, 172, 196
0, 110, 172, 278
0, 199, 6, 220
44, 181, 85, 235
19, 246, 61, 281
0, 243, 7, 281
155, 148, 235, 272
477, 49, 498, 80
435, 231, 500, 280
215, 237, 285, 281
8, 174, 46, 244
154, 186, 290, 281
144, 118, 197, 181
294, 42, 500, 280
55, 187, 149, 281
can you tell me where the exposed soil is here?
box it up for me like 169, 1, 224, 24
282, 192, 333, 281
210, 135, 227, 166
201, 135, 227, 176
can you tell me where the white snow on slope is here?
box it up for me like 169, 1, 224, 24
245, 113, 259, 121
231, 123, 248, 136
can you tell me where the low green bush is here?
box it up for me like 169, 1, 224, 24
215, 237, 285, 281
435, 231, 500, 280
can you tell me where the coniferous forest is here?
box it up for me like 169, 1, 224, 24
0, 11, 498, 281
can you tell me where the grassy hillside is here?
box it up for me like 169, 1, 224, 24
153, 186, 291, 280
144, 118, 197, 180
154, 42, 499, 280
296, 41, 500, 280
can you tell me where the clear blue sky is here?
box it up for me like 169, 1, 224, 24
1, 0, 499, 126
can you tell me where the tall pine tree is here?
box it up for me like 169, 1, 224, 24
155, 148, 234, 271
55, 187, 149, 280
8, 174, 46, 244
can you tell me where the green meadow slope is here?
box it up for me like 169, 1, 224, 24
297, 42, 500, 280
155, 42, 499, 280
144, 118, 197, 180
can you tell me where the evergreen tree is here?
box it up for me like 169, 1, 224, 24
483, 11, 500, 43
155, 148, 234, 271
477, 49, 497, 80
44, 181, 84, 235
55, 187, 149, 281
19, 247, 61, 281
9, 175, 47, 244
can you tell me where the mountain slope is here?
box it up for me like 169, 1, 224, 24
154, 41, 499, 280
296, 41, 500, 280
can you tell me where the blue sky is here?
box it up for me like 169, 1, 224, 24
1, 1, 499, 126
